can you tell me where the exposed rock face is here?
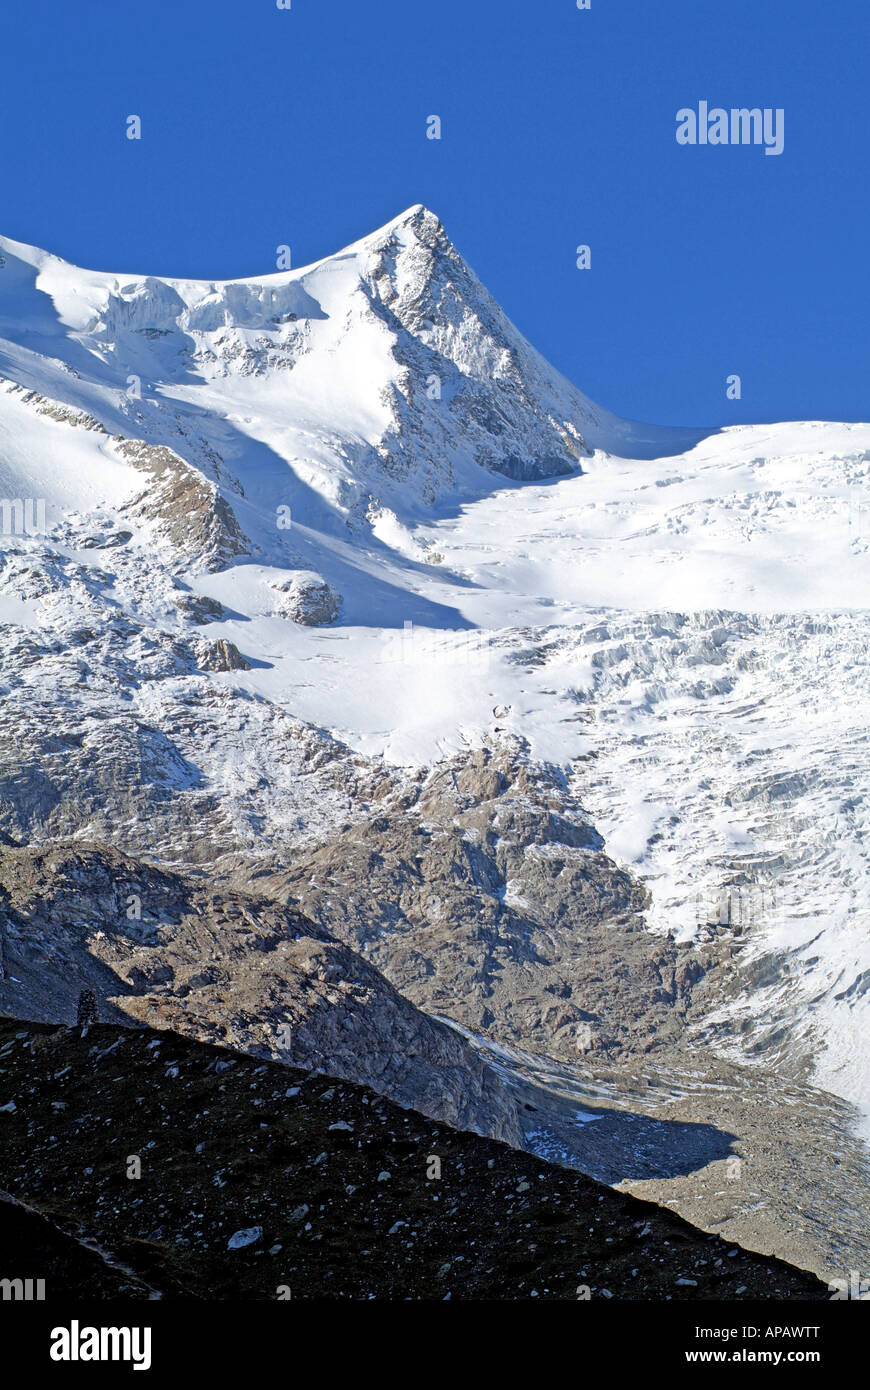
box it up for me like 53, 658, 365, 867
359, 206, 594, 491
113, 438, 248, 573
192, 637, 251, 671
1, 380, 105, 433
1, 376, 248, 576
0, 844, 521, 1145
0, 580, 867, 1282
248, 743, 715, 1062
173, 593, 226, 624
266, 572, 341, 625
79, 529, 133, 550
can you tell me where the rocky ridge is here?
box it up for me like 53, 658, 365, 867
0, 843, 521, 1146
0, 1017, 828, 1301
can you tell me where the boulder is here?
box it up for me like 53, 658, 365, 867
267, 572, 341, 626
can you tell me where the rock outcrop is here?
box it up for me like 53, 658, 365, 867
0, 843, 521, 1146
192, 637, 251, 671
249, 742, 713, 1062
266, 572, 341, 625
114, 438, 248, 573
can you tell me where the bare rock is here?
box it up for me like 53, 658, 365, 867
114, 438, 248, 573
0, 843, 523, 1148
192, 638, 251, 672
174, 594, 226, 625
267, 572, 341, 626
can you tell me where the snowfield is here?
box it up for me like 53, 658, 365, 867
0, 206, 868, 1126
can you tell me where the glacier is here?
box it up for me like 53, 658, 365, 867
0, 201, 869, 1145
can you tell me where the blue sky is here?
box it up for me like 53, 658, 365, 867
1, 0, 868, 426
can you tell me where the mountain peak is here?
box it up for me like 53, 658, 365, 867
0, 204, 706, 556
346, 204, 450, 266
381, 202, 431, 228
367, 203, 438, 237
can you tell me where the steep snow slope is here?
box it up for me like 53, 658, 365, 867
0, 208, 868, 1131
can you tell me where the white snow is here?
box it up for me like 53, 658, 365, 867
1, 208, 869, 1125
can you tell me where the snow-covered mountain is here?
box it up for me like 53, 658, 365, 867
1, 203, 869, 1197
0, 205, 703, 542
